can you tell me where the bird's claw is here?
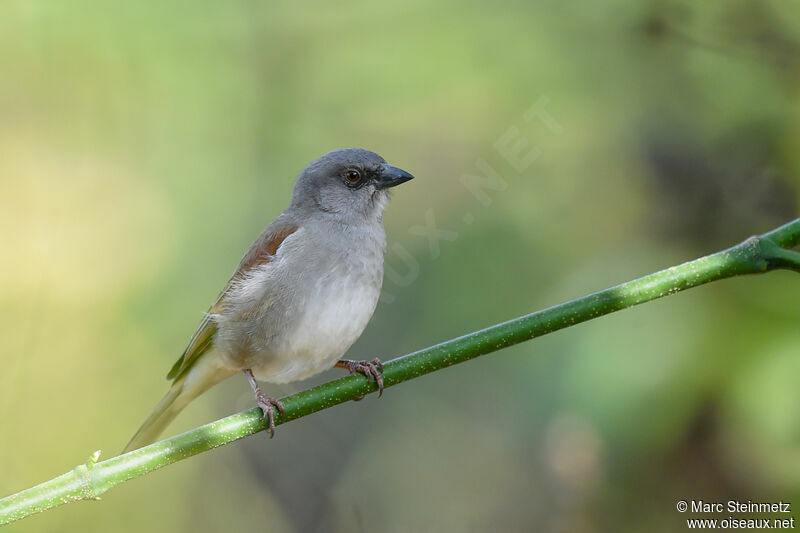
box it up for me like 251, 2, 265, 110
255, 393, 285, 438
337, 358, 385, 398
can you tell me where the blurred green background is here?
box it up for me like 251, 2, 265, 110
2, 0, 800, 531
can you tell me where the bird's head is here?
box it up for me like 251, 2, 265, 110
291, 148, 414, 225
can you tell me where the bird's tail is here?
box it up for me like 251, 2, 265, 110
122, 354, 236, 453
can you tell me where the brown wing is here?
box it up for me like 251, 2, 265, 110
166, 222, 298, 380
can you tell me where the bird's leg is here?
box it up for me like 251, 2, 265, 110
334, 358, 385, 398
244, 369, 285, 438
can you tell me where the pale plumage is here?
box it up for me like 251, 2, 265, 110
124, 148, 413, 452
215, 219, 386, 383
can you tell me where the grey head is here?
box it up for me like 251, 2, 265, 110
290, 148, 414, 225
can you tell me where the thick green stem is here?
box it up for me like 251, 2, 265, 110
2, 219, 799, 526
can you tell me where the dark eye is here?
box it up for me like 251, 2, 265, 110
345, 170, 361, 184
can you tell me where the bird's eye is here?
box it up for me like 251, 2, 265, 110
345, 170, 361, 184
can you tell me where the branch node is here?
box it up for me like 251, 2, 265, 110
759, 238, 800, 273
87, 450, 102, 469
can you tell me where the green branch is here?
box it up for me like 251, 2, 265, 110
2, 218, 799, 526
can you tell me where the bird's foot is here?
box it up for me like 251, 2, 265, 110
335, 358, 384, 398
255, 392, 285, 438
244, 369, 285, 438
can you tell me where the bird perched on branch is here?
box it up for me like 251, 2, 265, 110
124, 148, 414, 452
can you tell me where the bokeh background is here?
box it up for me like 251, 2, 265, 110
2, 1, 800, 531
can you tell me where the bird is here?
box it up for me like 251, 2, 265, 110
123, 148, 414, 452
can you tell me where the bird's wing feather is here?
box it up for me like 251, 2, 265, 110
166, 219, 298, 381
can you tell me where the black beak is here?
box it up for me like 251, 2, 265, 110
374, 164, 415, 189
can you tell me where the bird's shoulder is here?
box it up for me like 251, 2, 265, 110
234, 214, 301, 277
166, 214, 300, 380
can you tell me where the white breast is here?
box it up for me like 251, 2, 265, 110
236, 225, 385, 384
258, 275, 380, 383
214, 221, 386, 383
